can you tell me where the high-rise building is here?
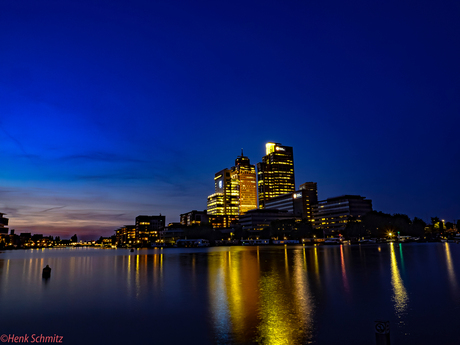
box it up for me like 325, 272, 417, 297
299, 182, 318, 222
257, 142, 295, 209
207, 168, 239, 216
0, 213, 8, 234
231, 151, 257, 215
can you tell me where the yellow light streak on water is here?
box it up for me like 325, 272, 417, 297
160, 253, 163, 277
390, 243, 408, 317
444, 243, 457, 290
135, 254, 140, 297
303, 247, 307, 269
293, 249, 314, 343
284, 247, 289, 278
314, 246, 319, 276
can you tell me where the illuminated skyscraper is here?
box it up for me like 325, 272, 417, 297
207, 168, 239, 216
231, 151, 257, 215
207, 152, 257, 218
257, 142, 295, 209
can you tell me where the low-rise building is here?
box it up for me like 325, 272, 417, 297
180, 210, 208, 226
313, 195, 372, 234
238, 208, 298, 232
115, 225, 136, 246
264, 182, 318, 221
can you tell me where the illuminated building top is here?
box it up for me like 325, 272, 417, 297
257, 142, 295, 209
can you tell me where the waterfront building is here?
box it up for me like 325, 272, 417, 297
136, 215, 165, 244
0, 213, 8, 246
238, 208, 299, 232
180, 210, 209, 226
162, 223, 185, 244
257, 142, 295, 209
115, 225, 136, 246
0, 213, 8, 234
264, 182, 318, 221
231, 151, 257, 215
312, 195, 373, 234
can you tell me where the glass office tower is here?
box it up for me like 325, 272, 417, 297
257, 142, 295, 209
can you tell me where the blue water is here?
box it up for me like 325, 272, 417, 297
1, 243, 460, 344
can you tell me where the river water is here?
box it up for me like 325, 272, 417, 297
1, 243, 459, 344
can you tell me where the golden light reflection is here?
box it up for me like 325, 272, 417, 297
444, 243, 457, 291
303, 247, 307, 269
390, 243, 408, 317
284, 247, 289, 278
135, 254, 140, 297
209, 248, 314, 344
314, 246, 319, 276
292, 249, 314, 343
257, 251, 313, 344
160, 253, 163, 277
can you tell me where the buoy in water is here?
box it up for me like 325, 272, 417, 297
42, 265, 51, 278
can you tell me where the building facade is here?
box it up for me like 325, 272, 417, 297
257, 142, 295, 209
231, 151, 257, 215
238, 208, 298, 232
180, 210, 208, 226
115, 225, 136, 246
299, 182, 318, 222
263, 182, 317, 221
0, 213, 9, 246
0, 213, 8, 234
312, 195, 373, 234
136, 215, 165, 244
207, 168, 239, 216
207, 152, 257, 218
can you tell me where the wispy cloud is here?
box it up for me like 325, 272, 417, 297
0, 122, 30, 157
40, 206, 67, 213
58, 152, 146, 163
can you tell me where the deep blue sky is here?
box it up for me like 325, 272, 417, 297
1, 0, 459, 239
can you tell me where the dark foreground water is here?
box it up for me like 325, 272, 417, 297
1, 243, 460, 344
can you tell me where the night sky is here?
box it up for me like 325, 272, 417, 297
1, 0, 459, 239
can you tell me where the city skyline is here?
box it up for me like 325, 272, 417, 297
1, 0, 459, 239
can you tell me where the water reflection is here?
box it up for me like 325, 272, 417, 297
390, 243, 408, 318
4, 245, 460, 344
340, 245, 349, 293
444, 243, 457, 291
208, 247, 315, 344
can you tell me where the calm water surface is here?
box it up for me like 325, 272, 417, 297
1, 243, 460, 344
